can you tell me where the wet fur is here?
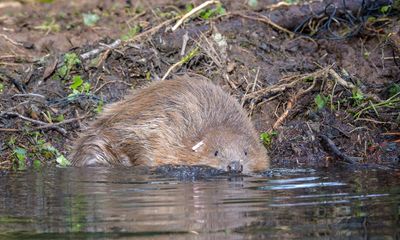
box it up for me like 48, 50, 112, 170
70, 78, 270, 173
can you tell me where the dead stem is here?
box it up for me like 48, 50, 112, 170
0, 112, 84, 135
80, 39, 121, 60
171, 0, 221, 31
233, 12, 294, 37
272, 74, 318, 129
244, 67, 330, 102
0, 33, 23, 46
128, 17, 179, 42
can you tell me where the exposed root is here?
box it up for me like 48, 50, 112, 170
320, 135, 363, 164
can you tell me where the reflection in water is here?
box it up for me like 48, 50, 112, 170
0, 167, 399, 239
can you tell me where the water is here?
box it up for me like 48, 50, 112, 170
0, 167, 399, 239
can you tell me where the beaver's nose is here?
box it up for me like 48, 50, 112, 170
227, 161, 243, 173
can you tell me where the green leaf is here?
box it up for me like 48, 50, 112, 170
121, 25, 141, 41
57, 65, 68, 78
351, 88, 364, 106
260, 131, 277, 146
82, 82, 91, 93
199, 4, 226, 19
96, 98, 104, 113
33, 160, 41, 169
70, 75, 83, 90
14, 147, 27, 161
55, 114, 65, 122
14, 147, 27, 170
0, 83, 4, 93
185, 3, 194, 12
83, 13, 100, 27
388, 83, 400, 97
315, 94, 328, 110
64, 53, 81, 67
7, 136, 16, 146
248, 0, 258, 7
56, 155, 71, 167
380, 5, 390, 14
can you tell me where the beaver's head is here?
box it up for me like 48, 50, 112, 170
192, 128, 269, 174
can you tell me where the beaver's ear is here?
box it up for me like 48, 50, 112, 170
191, 140, 205, 152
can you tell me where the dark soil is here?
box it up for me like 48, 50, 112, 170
0, 0, 399, 171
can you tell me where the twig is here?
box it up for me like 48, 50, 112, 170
128, 17, 178, 42
233, 12, 294, 37
0, 128, 20, 132
161, 47, 199, 80
80, 39, 121, 60
320, 135, 362, 164
355, 118, 395, 125
171, 0, 220, 31
244, 67, 330, 102
0, 111, 67, 135
248, 67, 260, 114
11, 93, 46, 99
0, 33, 23, 46
33, 116, 86, 131
328, 69, 356, 89
272, 76, 317, 129
0, 114, 86, 135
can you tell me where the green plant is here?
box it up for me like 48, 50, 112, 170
284, 0, 300, 4
199, 3, 226, 20
388, 83, 400, 97
68, 75, 91, 100
248, 0, 258, 8
354, 92, 400, 118
13, 147, 27, 170
95, 98, 104, 114
34, 19, 60, 33
185, 3, 194, 12
121, 24, 142, 41
260, 131, 278, 146
82, 13, 100, 27
55, 53, 81, 80
34, 133, 71, 167
181, 47, 199, 64
56, 155, 71, 167
314, 94, 329, 110
0, 83, 4, 93
351, 88, 364, 106
7, 136, 16, 146
380, 5, 391, 14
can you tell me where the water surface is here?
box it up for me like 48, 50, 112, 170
0, 167, 399, 239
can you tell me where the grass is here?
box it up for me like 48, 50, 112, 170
354, 92, 400, 119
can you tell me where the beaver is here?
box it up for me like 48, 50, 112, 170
70, 77, 270, 173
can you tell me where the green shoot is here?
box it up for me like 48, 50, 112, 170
260, 131, 278, 147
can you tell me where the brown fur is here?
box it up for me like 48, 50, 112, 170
70, 77, 270, 173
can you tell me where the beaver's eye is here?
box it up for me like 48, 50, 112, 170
244, 151, 248, 156
214, 151, 219, 156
